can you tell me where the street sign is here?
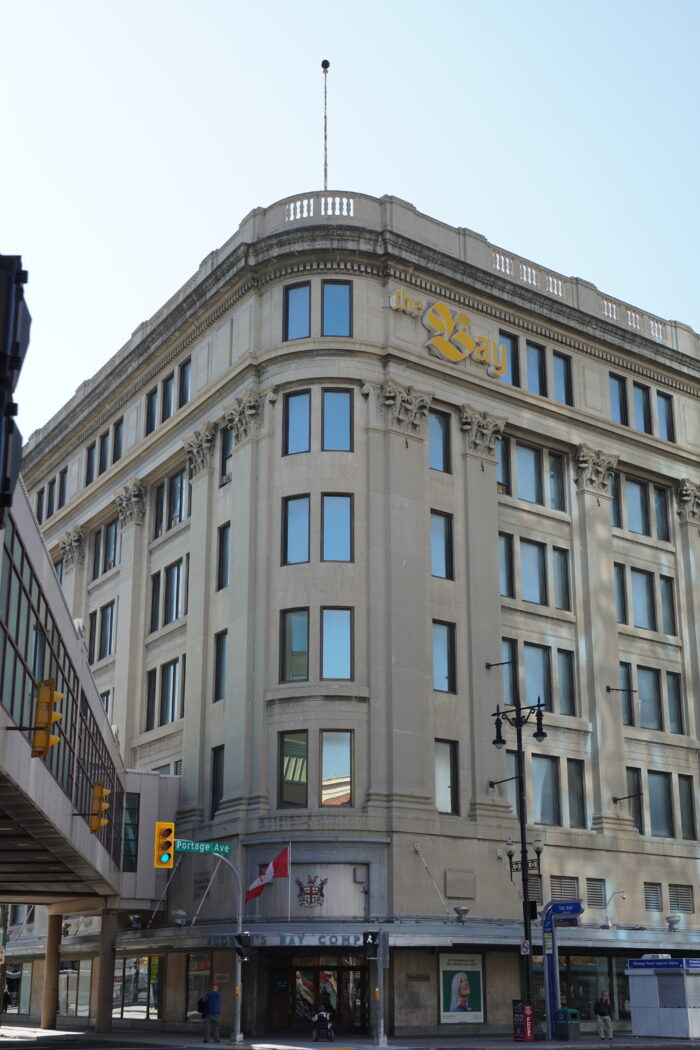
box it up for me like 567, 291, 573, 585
550, 899, 583, 916
520, 940, 530, 955
175, 838, 231, 856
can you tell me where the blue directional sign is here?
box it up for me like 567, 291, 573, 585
551, 899, 583, 916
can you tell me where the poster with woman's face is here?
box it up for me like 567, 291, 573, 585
439, 954, 484, 1023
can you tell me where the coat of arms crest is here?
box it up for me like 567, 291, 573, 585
296, 875, 328, 908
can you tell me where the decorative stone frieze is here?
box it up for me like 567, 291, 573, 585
116, 480, 146, 527
224, 389, 264, 445
184, 422, 219, 477
379, 382, 431, 432
59, 527, 86, 569
459, 405, 506, 456
573, 444, 618, 495
677, 479, 700, 524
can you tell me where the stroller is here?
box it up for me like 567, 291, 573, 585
311, 1009, 334, 1041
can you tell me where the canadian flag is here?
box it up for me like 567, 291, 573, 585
245, 845, 290, 902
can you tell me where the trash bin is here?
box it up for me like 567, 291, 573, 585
556, 1008, 580, 1041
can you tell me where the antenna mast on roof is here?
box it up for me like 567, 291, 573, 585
322, 60, 330, 191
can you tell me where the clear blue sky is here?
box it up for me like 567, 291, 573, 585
3, 0, 698, 440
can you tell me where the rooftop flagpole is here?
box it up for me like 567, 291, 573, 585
322, 60, 330, 191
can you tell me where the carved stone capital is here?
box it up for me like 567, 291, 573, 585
677, 479, 700, 524
116, 480, 146, 527
224, 389, 264, 445
573, 445, 618, 495
59, 527, 86, 569
184, 422, 219, 477
379, 381, 431, 432
459, 404, 506, 456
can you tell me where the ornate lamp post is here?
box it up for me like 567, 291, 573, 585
490, 690, 547, 1012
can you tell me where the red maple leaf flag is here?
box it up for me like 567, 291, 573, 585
245, 845, 290, 902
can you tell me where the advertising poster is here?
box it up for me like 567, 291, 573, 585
439, 954, 484, 1023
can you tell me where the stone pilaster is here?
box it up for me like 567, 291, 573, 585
676, 479, 700, 740
115, 482, 147, 748
57, 527, 87, 621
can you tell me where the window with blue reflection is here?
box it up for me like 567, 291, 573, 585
322, 281, 352, 337
553, 548, 570, 610
431, 512, 453, 579
521, 540, 546, 604
279, 730, 308, 807
322, 390, 352, 450
321, 731, 352, 806
632, 569, 655, 630
498, 533, 513, 596
553, 353, 573, 406
654, 486, 670, 540
526, 343, 546, 396
626, 479, 650, 535
283, 496, 310, 564
657, 393, 675, 442
501, 638, 517, 704
432, 621, 455, 692
639, 667, 662, 730
516, 445, 542, 504
499, 332, 520, 386
284, 284, 310, 340
429, 411, 450, 472
524, 642, 551, 709
549, 453, 566, 511
620, 662, 634, 725
660, 576, 676, 635
558, 650, 575, 716
648, 770, 673, 836
284, 392, 310, 455
531, 754, 560, 825
281, 609, 309, 681
322, 495, 352, 561
667, 673, 683, 734
609, 374, 628, 425
633, 383, 652, 434
321, 608, 352, 679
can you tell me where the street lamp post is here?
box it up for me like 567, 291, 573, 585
491, 690, 547, 1012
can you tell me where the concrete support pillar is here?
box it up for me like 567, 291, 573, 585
40, 913, 61, 1029
94, 909, 118, 1033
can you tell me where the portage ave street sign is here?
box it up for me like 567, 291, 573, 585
176, 838, 231, 856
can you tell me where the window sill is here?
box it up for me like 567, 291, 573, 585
149, 518, 190, 551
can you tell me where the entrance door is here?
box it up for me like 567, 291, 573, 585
271, 960, 368, 1032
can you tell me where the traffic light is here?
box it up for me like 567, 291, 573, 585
90, 782, 110, 834
154, 821, 175, 868
31, 679, 63, 758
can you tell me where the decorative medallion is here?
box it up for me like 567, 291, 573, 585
296, 875, 328, 908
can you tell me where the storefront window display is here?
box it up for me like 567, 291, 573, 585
112, 956, 163, 1019
57, 959, 91, 1016
532, 953, 631, 1023
4, 962, 31, 1014
187, 953, 212, 1021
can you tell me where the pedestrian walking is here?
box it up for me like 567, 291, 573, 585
201, 982, 222, 1043
594, 989, 613, 1041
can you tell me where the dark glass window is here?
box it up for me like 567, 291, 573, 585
283, 496, 310, 565
281, 609, 309, 681
499, 332, 520, 386
216, 523, 230, 590
145, 388, 158, 435
499, 532, 514, 597
284, 283, 311, 341
431, 511, 453, 579
178, 359, 192, 408
633, 383, 652, 434
220, 427, 233, 482
428, 410, 450, 472
639, 666, 662, 730
322, 281, 352, 337
321, 607, 353, 680
558, 649, 575, 716
620, 662, 634, 726
213, 630, 227, 701
567, 758, 586, 828
610, 472, 622, 528
432, 620, 455, 693
524, 642, 551, 710
145, 668, 157, 730
626, 767, 643, 832
614, 563, 627, 623
648, 771, 673, 837
98, 432, 109, 475
98, 602, 115, 661
654, 486, 670, 541
321, 731, 352, 807
163, 560, 183, 624
667, 672, 683, 734
159, 659, 180, 725
553, 352, 573, 406
495, 437, 511, 494
532, 755, 561, 825
161, 373, 175, 422
149, 573, 161, 633
679, 775, 696, 840
322, 495, 352, 561
521, 539, 547, 605
610, 374, 628, 425
46, 479, 56, 518
284, 392, 310, 455
626, 479, 650, 535
657, 392, 675, 442
631, 569, 656, 630
58, 468, 67, 508
167, 469, 187, 527
36, 488, 44, 523
660, 576, 676, 635
279, 730, 308, 807
526, 343, 546, 396
549, 452, 566, 511
85, 443, 96, 486
322, 389, 352, 451
435, 739, 459, 814
553, 548, 570, 610
112, 418, 123, 463
501, 638, 517, 705
211, 745, 224, 817
122, 792, 140, 872
516, 445, 543, 504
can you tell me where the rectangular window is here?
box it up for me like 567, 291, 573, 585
122, 792, 140, 873
154, 483, 165, 539
654, 486, 670, 541
321, 730, 352, 806
610, 472, 622, 528
679, 775, 697, 841
558, 649, 576, 716
620, 662, 634, 726
213, 630, 227, 701
163, 560, 183, 624
633, 383, 652, 434
499, 332, 520, 386
104, 519, 118, 571
284, 391, 310, 455
284, 283, 311, 341
58, 468, 68, 508
660, 576, 676, 635
87, 611, 97, 664
432, 620, 456, 692
431, 512, 453, 580
626, 479, 650, 535
321, 607, 352, 679
220, 427, 233, 482
160, 659, 180, 725
627, 767, 643, 832
532, 755, 561, 825
428, 410, 451, 472
149, 573, 161, 633
146, 668, 157, 730
279, 730, 308, 807
85, 443, 96, 485
648, 770, 673, 837
167, 469, 187, 528
567, 759, 586, 828
98, 431, 109, 475
322, 280, 352, 337
667, 672, 683, 734
631, 568, 656, 630
161, 373, 175, 422
98, 602, 115, 661
501, 638, 517, 705
283, 495, 310, 564
112, 418, 123, 463
178, 359, 192, 408
495, 437, 511, 494
610, 374, 628, 425
322, 494, 352, 561
281, 609, 309, 682
644, 882, 662, 911
498, 533, 513, 597
516, 445, 543, 504
614, 563, 627, 623
526, 342, 546, 396
322, 389, 352, 451
553, 352, 573, 406
657, 392, 675, 442
435, 739, 459, 814
145, 389, 158, 435
521, 539, 547, 604
46, 478, 56, 518
524, 642, 551, 710
211, 745, 224, 818
553, 547, 570, 610
216, 523, 230, 590
638, 666, 662, 730
549, 452, 566, 511
669, 884, 694, 914
36, 488, 44, 523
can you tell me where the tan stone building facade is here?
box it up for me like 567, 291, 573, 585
19, 190, 700, 1035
